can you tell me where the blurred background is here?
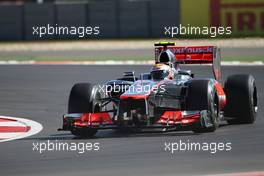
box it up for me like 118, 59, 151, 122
0, 0, 264, 40
0, 0, 263, 62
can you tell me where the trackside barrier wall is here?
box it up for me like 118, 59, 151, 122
119, 1, 149, 38
0, 0, 263, 41
56, 4, 87, 39
89, 0, 118, 38
24, 3, 55, 40
0, 5, 23, 40
150, 0, 180, 37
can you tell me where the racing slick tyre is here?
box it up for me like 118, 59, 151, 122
224, 74, 257, 124
68, 83, 101, 113
186, 80, 219, 133
68, 83, 102, 138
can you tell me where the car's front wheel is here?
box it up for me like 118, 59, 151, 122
68, 83, 102, 138
186, 80, 219, 133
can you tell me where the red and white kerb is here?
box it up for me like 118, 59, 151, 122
0, 116, 42, 142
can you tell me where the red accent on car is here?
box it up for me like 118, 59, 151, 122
120, 94, 148, 100
157, 46, 215, 64
157, 111, 200, 125
74, 112, 113, 127
161, 111, 182, 120
214, 81, 227, 109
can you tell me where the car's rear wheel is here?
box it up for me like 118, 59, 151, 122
68, 83, 102, 138
186, 80, 219, 133
224, 74, 257, 124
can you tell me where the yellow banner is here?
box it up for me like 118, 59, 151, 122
180, 0, 210, 27
180, 0, 264, 36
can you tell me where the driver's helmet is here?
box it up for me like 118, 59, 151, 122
150, 63, 173, 80
158, 49, 176, 65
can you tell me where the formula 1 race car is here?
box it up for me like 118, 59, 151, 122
58, 42, 258, 138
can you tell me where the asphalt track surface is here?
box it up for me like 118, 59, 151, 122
0, 65, 263, 176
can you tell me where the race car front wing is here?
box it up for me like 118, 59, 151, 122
58, 110, 214, 131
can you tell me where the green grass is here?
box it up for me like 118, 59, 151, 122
0, 56, 263, 62
0, 56, 152, 61
221, 56, 264, 62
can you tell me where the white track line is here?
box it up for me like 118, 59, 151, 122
0, 121, 28, 127
0, 60, 263, 66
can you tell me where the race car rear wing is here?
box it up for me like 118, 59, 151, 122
154, 42, 221, 82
